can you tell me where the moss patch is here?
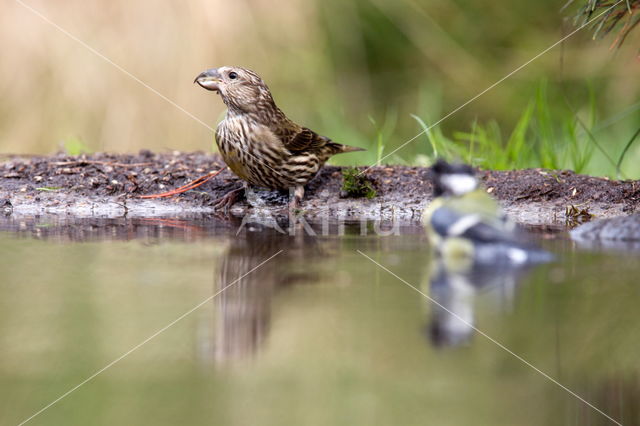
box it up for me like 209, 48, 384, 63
340, 167, 377, 199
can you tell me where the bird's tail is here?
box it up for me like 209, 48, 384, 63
334, 143, 366, 154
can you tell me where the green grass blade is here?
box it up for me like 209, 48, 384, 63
410, 114, 437, 158
616, 126, 640, 178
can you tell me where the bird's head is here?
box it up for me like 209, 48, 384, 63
431, 160, 478, 197
194, 66, 276, 116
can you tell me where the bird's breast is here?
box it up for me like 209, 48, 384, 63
215, 117, 325, 189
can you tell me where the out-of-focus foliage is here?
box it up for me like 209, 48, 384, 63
568, 0, 640, 48
0, 0, 639, 177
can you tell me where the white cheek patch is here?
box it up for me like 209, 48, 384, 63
441, 174, 477, 196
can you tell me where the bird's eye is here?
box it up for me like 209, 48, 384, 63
228, 72, 238, 80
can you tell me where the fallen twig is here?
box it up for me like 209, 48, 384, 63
53, 160, 153, 168
139, 167, 227, 199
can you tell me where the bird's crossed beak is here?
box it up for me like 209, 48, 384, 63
194, 68, 221, 91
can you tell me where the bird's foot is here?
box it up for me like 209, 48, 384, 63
212, 187, 245, 212
287, 185, 305, 217
288, 195, 303, 217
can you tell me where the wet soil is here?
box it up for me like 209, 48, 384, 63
1, 151, 638, 225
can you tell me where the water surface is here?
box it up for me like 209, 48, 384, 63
0, 216, 638, 426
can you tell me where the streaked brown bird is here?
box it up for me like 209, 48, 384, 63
194, 66, 363, 211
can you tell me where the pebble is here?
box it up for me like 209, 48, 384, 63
139, 149, 153, 158
572, 214, 640, 242
1, 199, 12, 215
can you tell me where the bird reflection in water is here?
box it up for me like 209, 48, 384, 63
426, 260, 535, 348
208, 221, 323, 362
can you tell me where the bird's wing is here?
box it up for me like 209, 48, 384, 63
430, 205, 516, 244
282, 127, 328, 152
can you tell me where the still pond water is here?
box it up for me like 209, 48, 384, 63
0, 216, 638, 426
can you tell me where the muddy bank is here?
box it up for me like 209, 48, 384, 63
1, 151, 638, 225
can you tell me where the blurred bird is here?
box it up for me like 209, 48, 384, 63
195, 66, 364, 211
426, 258, 530, 348
423, 160, 553, 266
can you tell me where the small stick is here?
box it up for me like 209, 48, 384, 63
139, 167, 227, 199
54, 160, 153, 168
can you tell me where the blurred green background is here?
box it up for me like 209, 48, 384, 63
1, 0, 639, 176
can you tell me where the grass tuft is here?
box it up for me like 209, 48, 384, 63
567, 0, 640, 48
61, 137, 91, 156
341, 167, 377, 199
404, 80, 639, 177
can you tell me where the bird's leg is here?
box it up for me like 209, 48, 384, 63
212, 185, 245, 212
288, 185, 305, 214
